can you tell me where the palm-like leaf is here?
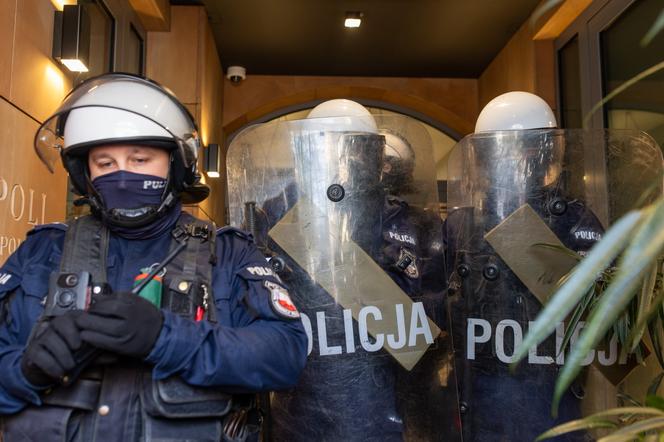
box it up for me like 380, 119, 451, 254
598, 416, 664, 442
626, 263, 662, 352
536, 407, 664, 440
552, 201, 664, 412
510, 209, 645, 368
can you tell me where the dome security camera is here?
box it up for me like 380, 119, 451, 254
227, 66, 246, 83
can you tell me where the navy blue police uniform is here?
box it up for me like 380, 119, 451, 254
379, 195, 459, 440
0, 219, 307, 441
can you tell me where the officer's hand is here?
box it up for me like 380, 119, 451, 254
21, 312, 83, 387
75, 292, 163, 359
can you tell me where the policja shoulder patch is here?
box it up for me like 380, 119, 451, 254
264, 280, 300, 319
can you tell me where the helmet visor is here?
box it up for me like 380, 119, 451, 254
34, 74, 199, 172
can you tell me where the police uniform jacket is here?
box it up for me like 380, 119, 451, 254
0, 218, 308, 440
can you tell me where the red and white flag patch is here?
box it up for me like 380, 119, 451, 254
264, 281, 300, 319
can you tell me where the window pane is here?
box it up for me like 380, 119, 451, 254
84, 0, 114, 77
600, 0, 664, 220
126, 25, 144, 75
601, 0, 664, 148
558, 35, 582, 128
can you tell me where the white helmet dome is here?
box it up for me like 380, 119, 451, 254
305, 99, 378, 133
475, 91, 557, 132
35, 73, 200, 172
64, 107, 172, 148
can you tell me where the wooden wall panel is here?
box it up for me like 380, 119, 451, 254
147, 5, 226, 225
10, 0, 71, 122
197, 20, 225, 225
0, 100, 68, 264
534, 0, 594, 40
199, 22, 223, 147
128, 0, 170, 31
0, 0, 17, 99
222, 76, 479, 137
146, 5, 201, 105
105, 0, 148, 74
478, 18, 556, 113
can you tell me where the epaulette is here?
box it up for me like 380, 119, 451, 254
26, 222, 68, 236
216, 226, 255, 242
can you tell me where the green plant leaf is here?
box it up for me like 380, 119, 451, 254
617, 392, 643, 407
559, 285, 596, 356
646, 395, 664, 411
633, 171, 664, 209
583, 61, 664, 128
581, 406, 664, 419
536, 420, 616, 440
641, 8, 664, 47
627, 266, 663, 352
537, 407, 664, 440
650, 310, 664, 370
647, 373, 664, 398
511, 210, 644, 368
553, 202, 664, 414
599, 416, 664, 442
533, 242, 583, 261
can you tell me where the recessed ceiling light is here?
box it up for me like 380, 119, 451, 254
344, 11, 362, 28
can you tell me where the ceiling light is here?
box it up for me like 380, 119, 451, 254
344, 12, 362, 28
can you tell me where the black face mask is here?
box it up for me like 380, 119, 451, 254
92, 170, 180, 239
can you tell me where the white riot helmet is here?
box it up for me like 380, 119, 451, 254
475, 91, 557, 132
474, 91, 563, 190
289, 99, 383, 210
34, 73, 208, 227
306, 99, 378, 133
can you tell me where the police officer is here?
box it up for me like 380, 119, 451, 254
230, 99, 458, 441
377, 129, 456, 441
0, 73, 307, 441
378, 129, 446, 300
445, 91, 603, 441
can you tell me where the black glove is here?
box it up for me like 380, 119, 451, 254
76, 292, 164, 359
21, 312, 83, 387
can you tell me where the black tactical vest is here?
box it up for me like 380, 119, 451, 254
2, 214, 255, 442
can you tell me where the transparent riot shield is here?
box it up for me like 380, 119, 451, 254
227, 114, 461, 441
445, 129, 663, 442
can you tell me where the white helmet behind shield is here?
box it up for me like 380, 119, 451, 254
475, 91, 557, 132
306, 99, 378, 133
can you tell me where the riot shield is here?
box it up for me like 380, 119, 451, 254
445, 129, 663, 441
227, 114, 461, 441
